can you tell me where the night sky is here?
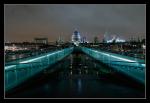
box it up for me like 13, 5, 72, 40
4, 4, 146, 42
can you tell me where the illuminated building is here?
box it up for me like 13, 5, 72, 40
103, 32, 125, 43
72, 30, 81, 46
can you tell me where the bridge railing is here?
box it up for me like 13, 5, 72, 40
81, 47, 145, 84
5, 47, 73, 91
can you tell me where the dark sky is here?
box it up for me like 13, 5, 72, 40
4, 4, 146, 42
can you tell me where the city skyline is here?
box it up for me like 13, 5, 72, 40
4, 4, 146, 42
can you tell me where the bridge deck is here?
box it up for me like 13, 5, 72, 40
5, 46, 145, 92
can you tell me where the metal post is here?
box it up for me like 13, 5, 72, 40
109, 54, 111, 67
47, 55, 49, 65
15, 69, 18, 82
102, 54, 104, 62
6, 71, 9, 85
30, 63, 32, 75
40, 59, 42, 67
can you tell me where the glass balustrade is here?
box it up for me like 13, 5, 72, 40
5, 47, 73, 91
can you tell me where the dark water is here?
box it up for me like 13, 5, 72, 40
6, 52, 145, 98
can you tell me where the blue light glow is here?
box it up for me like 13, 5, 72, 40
141, 64, 145, 67
92, 49, 136, 62
5, 65, 16, 70
82, 47, 145, 84
20, 51, 62, 63
5, 47, 73, 91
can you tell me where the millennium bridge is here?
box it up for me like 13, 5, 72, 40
5, 46, 145, 98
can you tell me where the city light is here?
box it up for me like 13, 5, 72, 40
106, 37, 126, 43
4, 4, 145, 98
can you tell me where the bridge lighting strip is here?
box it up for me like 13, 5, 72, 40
5, 65, 16, 70
91, 49, 145, 64
5, 48, 73, 70
141, 64, 145, 67
20, 51, 62, 63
